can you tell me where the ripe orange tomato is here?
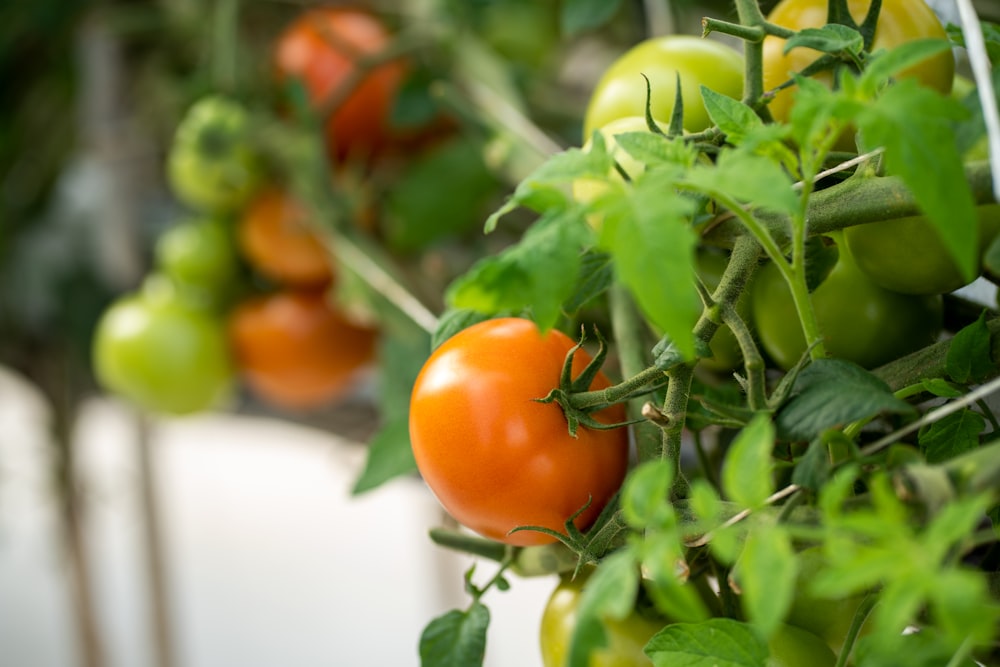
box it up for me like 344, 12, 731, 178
273, 7, 407, 162
228, 289, 377, 411
237, 188, 334, 288
408, 318, 630, 547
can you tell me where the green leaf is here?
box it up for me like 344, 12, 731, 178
563, 250, 614, 315
446, 209, 590, 330
856, 79, 978, 282
735, 523, 797, 640
803, 235, 838, 292
351, 419, 417, 495
614, 131, 697, 171
568, 549, 639, 667
791, 437, 832, 491
622, 460, 675, 530
784, 24, 864, 57
787, 74, 863, 149
721, 412, 776, 509
599, 173, 700, 358
946, 310, 996, 384
384, 137, 499, 252
419, 602, 490, 667
688, 478, 723, 531
918, 409, 986, 464
701, 87, 762, 146
859, 40, 955, 96
641, 532, 711, 622
653, 335, 711, 372
775, 359, 916, 442
919, 378, 964, 399
646, 618, 768, 667
485, 146, 608, 232
684, 150, 799, 217
560, 0, 623, 35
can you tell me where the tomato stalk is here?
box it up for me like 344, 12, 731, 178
833, 592, 878, 667
608, 282, 665, 462
704, 160, 998, 248
211, 0, 240, 93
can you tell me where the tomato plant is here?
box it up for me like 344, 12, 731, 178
92, 278, 234, 415
540, 571, 668, 667
751, 242, 943, 369
761, 0, 954, 131
408, 318, 629, 547
273, 7, 407, 162
237, 187, 335, 288
166, 95, 263, 214
227, 288, 377, 411
582, 35, 744, 140
695, 248, 754, 373
843, 204, 1000, 295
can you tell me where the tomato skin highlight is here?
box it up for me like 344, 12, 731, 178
408, 318, 629, 547
273, 7, 407, 162
583, 35, 744, 141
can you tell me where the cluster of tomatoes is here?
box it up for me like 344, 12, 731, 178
92, 7, 427, 416
407, 1, 995, 665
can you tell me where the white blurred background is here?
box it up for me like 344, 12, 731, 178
0, 366, 555, 667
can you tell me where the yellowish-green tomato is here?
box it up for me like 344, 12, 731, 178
540, 573, 666, 667
571, 115, 664, 214
767, 623, 838, 667
583, 35, 744, 141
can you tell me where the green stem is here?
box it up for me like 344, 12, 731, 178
609, 283, 664, 462
834, 592, 878, 667
714, 236, 766, 409
662, 362, 694, 499
731, 0, 771, 115
702, 161, 998, 248
211, 0, 239, 94
569, 365, 667, 411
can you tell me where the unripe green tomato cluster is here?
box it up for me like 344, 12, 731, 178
751, 243, 943, 370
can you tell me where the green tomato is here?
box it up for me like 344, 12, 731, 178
843, 205, 1000, 296
154, 217, 242, 308
785, 547, 872, 655
540, 572, 666, 667
92, 278, 234, 415
751, 245, 943, 370
583, 35, 744, 141
166, 95, 263, 214
767, 623, 838, 667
